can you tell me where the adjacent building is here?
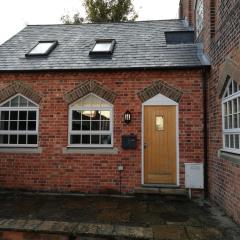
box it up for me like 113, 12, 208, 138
180, 0, 240, 224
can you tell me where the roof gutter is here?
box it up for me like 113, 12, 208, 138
0, 65, 210, 74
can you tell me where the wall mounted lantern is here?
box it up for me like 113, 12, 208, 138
124, 110, 131, 124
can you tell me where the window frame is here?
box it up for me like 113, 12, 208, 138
0, 94, 39, 148
25, 40, 58, 57
89, 39, 116, 55
222, 79, 240, 154
68, 93, 114, 148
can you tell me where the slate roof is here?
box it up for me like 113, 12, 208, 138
0, 19, 210, 71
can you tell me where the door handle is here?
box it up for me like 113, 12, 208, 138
144, 143, 147, 149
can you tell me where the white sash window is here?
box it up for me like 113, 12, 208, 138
68, 93, 113, 147
222, 79, 240, 154
0, 94, 39, 147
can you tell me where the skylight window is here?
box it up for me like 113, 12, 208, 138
26, 41, 58, 57
165, 31, 194, 44
90, 39, 116, 55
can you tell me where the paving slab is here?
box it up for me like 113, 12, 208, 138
0, 193, 239, 240
186, 226, 223, 240
152, 225, 188, 240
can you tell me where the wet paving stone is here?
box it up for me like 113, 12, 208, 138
0, 193, 239, 239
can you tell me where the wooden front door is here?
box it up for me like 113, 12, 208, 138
144, 106, 177, 184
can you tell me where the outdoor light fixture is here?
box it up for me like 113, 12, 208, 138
124, 110, 131, 124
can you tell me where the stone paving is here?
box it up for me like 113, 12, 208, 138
0, 192, 239, 239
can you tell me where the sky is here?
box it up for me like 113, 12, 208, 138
0, 0, 180, 45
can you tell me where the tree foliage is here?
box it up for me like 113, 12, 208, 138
61, 12, 84, 25
61, 0, 138, 24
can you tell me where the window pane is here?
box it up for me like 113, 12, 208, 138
11, 96, 19, 107
101, 121, 110, 130
10, 111, 18, 120
93, 42, 112, 52
27, 135, 37, 144
238, 98, 240, 112
28, 121, 36, 131
10, 121, 17, 130
82, 121, 90, 130
234, 114, 238, 128
28, 102, 37, 107
72, 121, 81, 130
101, 111, 110, 120
0, 121, 8, 130
229, 81, 233, 95
101, 135, 111, 144
82, 135, 90, 144
18, 135, 26, 144
10, 135, 17, 144
92, 111, 100, 120
229, 115, 232, 129
91, 135, 100, 144
0, 134, 8, 144
224, 116, 228, 129
72, 111, 81, 120
82, 111, 92, 120
28, 111, 36, 120
2, 102, 9, 107
228, 101, 232, 114
70, 135, 81, 144
19, 111, 27, 120
235, 135, 239, 149
225, 135, 229, 148
224, 103, 228, 116
238, 113, 240, 128
19, 121, 27, 130
233, 81, 238, 93
1, 111, 9, 120
230, 135, 234, 148
19, 96, 28, 107
29, 42, 54, 54
91, 121, 100, 130
233, 99, 237, 113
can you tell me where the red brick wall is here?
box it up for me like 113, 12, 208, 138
182, 0, 240, 223
0, 69, 204, 194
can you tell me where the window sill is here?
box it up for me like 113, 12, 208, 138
62, 147, 118, 155
0, 147, 42, 154
218, 149, 240, 165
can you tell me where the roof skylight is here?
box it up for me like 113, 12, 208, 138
90, 39, 116, 55
26, 41, 58, 57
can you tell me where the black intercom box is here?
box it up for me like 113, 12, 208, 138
122, 134, 137, 149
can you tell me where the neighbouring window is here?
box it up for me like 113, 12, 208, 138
89, 39, 116, 55
222, 79, 240, 154
68, 93, 113, 147
25, 41, 58, 57
0, 94, 39, 147
196, 0, 204, 37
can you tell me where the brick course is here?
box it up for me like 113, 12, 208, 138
0, 69, 204, 194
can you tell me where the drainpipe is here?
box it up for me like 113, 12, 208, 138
202, 68, 209, 198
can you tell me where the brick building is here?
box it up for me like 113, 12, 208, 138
180, 0, 240, 224
0, 21, 210, 196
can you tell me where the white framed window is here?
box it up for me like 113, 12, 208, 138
222, 79, 240, 154
68, 93, 113, 148
196, 0, 204, 37
0, 94, 39, 147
